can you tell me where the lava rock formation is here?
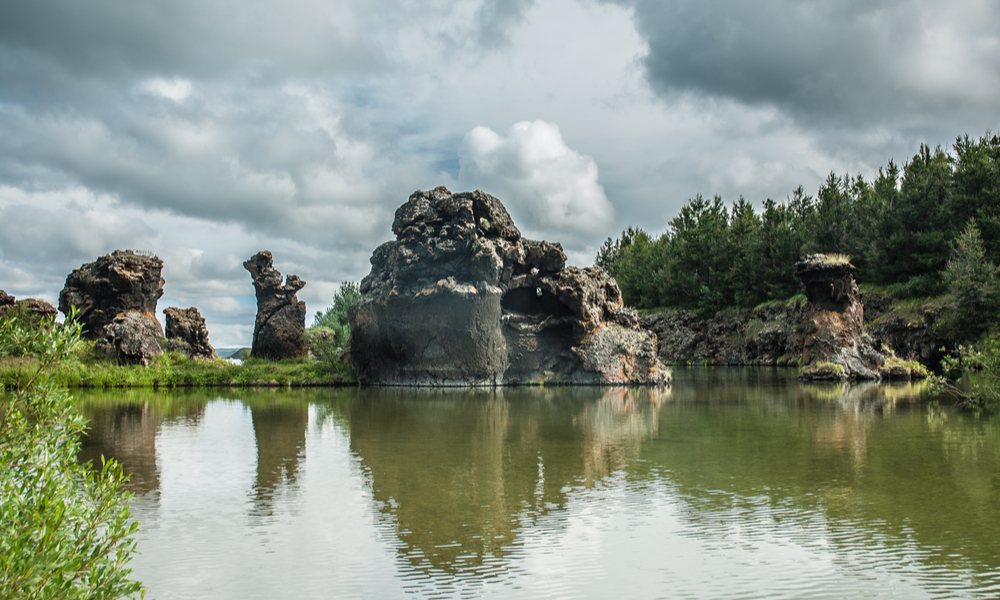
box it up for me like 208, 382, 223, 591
244, 251, 308, 360
348, 187, 669, 386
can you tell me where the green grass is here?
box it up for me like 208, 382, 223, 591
866, 293, 953, 329
800, 361, 847, 380
818, 253, 851, 265
1, 344, 356, 389
882, 353, 930, 379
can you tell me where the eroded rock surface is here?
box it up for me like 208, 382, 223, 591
349, 187, 670, 386
244, 251, 308, 360
0, 290, 13, 314
0, 291, 58, 327
164, 306, 218, 360
641, 299, 808, 367
59, 250, 165, 340
105, 312, 164, 366
796, 255, 883, 380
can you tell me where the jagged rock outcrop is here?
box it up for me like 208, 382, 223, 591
796, 255, 884, 380
0, 290, 13, 314
641, 298, 807, 366
59, 250, 165, 340
0, 291, 58, 326
642, 311, 749, 365
861, 290, 954, 366
164, 306, 218, 360
244, 251, 308, 360
349, 186, 670, 386
105, 312, 164, 366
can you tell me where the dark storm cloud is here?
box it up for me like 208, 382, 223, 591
614, 0, 1000, 133
0, 196, 160, 301
0, 0, 388, 105
0, 79, 406, 252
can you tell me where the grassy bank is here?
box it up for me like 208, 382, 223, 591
1, 342, 356, 389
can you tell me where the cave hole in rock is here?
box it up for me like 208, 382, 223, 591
501, 287, 574, 318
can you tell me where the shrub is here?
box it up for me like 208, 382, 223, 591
0, 314, 145, 599
930, 334, 1000, 413
313, 282, 361, 350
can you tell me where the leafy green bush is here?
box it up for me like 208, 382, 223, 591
0, 315, 145, 599
313, 281, 360, 350
930, 335, 1000, 414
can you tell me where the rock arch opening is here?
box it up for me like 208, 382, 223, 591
501, 287, 574, 319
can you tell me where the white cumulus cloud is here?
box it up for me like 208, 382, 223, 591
458, 120, 615, 240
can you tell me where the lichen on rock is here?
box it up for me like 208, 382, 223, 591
348, 187, 670, 386
105, 311, 164, 366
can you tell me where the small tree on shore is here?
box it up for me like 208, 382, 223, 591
942, 219, 1000, 337
313, 282, 361, 348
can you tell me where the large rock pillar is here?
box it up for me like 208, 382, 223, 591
795, 254, 882, 380
59, 249, 165, 340
244, 251, 308, 360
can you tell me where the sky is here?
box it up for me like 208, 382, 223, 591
1, 0, 998, 347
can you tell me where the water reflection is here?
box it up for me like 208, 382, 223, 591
77, 389, 208, 496
247, 402, 308, 516
344, 385, 673, 591
579, 386, 670, 483
69, 374, 1000, 599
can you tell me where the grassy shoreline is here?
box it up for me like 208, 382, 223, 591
1, 346, 357, 389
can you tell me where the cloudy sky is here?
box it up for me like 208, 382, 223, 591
2, 0, 998, 347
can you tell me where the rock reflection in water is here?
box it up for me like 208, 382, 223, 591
66, 375, 1000, 599
802, 380, 929, 472
78, 402, 163, 495
347, 385, 670, 580
77, 389, 208, 496
76, 389, 315, 519
247, 401, 308, 517
579, 387, 671, 484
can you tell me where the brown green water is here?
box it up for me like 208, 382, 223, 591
75, 368, 1000, 599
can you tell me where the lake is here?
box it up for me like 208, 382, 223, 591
75, 368, 1000, 599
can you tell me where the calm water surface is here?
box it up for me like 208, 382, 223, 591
76, 368, 1000, 599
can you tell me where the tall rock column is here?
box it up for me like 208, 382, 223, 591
795, 254, 882, 380
244, 251, 308, 360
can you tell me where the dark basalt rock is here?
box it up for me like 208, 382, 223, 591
795, 255, 883, 380
0, 290, 13, 313
105, 311, 164, 366
59, 250, 165, 340
349, 187, 670, 386
244, 251, 308, 360
164, 306, 218, 360
0, 291, 58, 327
